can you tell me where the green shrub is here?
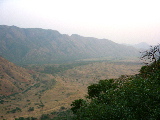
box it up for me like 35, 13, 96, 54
7, 107, 22, 113
28, 107, 34, 112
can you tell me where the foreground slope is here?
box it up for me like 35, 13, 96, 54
0, 25, 139, 64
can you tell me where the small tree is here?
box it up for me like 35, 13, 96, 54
140, 44, 160, 64
71, 99, 86, 114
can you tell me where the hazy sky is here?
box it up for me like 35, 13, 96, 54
0, 0, 160, 45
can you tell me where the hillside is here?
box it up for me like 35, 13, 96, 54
0, 25, 139, 64
0, 56, 34, 96
0, 57, 62, 119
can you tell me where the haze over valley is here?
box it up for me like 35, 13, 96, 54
0, 25, 145, 119
0, 0, 160, 119
1, 0, 159, 45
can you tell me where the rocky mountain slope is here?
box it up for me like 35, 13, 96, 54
0, 25, 139, 64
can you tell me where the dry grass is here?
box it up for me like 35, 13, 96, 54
0, 60, 142, 119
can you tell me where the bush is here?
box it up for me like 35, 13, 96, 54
7, 107, 22, 113
28, 107, 34, 112
15, 117, 37, 120
40, 114, 50, 120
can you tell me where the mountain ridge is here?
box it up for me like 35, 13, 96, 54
0, 25, 139, 64
133, 42, 150, 50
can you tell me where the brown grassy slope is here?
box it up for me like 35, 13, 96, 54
0, 56, 35, 96
0, 74, 85, 120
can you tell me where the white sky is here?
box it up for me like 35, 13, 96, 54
0, 0, 160, 45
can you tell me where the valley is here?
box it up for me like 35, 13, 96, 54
0, 59, 142, 119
